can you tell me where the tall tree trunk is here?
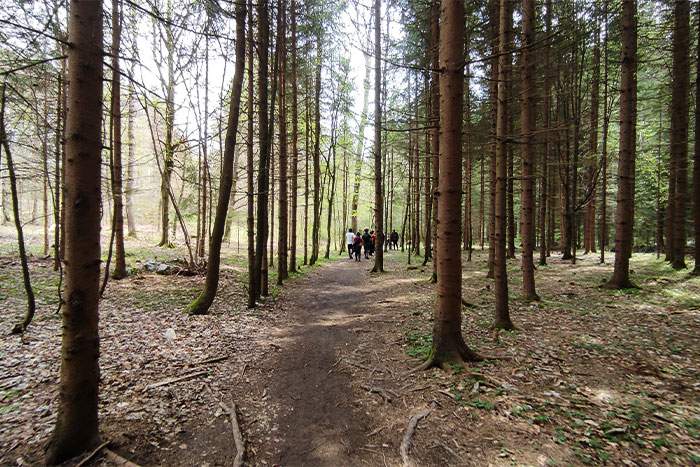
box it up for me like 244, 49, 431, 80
371, 0, 384, 273
417, 0, 480, 371
2, 87, 36, 335
277, 0, 288, 283
539, 0, 552, 266
158, 4, 176, 248
111, 0, 126, 280
45, 0, 103, 462
693, 2, 700, 275
246, 0, 256, 308
304, 72, 309, 265
351, 55, 372, 232
605, 0, 637, 289
585, 30, 600, 255
42, 92, 49, 256
253, 0, 270, 302
187, 0, 246, 315
54, 70, 62, 270
600, 0, 609, 264
505, 1, 515, 260
520, 0, 538, 302
463, 34, 472, 260
493, 0, 514, 329
670, 0, 690, 270
310, 42, 322, 265
487, 0, 499, 279
125, 74, 136, 237
289, 0, 298, 273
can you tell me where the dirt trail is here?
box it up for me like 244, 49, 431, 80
248, 257, 381, 465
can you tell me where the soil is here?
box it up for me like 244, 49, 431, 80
1, 238, 700, 466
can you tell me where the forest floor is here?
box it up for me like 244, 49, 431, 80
1, 230, 700, 466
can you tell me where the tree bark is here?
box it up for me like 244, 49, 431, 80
277, 0, 288, 283
606, 0, 637, 289
1, 87, 36, 335
520, 0, 538, 302
111, 0, 126, 280
693, 2, 700, 275
493, 0, 514, 329
310, 42, 322, 265
289, 0, 298, 273
246, 0, 255, 308
418, 0, 480, 371
371, 0, 384, 273
539, 0, 552, 267
45, 1, 103, 462
670, 0, 690, 270
186, 0, 246, 315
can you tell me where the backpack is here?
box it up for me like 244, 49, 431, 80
353, 235, 362, 246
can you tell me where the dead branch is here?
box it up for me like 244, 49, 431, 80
360, 383, 398, 403
75, 441, 110, 467
192, 355, 229, 366
219, 400, 246, 467
145, 370, 209, 390
104, 448, 141, 466
400, 406, 432, 467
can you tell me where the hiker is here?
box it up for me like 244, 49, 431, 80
362, 229, 372, 259
353, 231, 363, 261
370, 230, 376, 256
345, 228, 355, 259
390, 230, 399, 250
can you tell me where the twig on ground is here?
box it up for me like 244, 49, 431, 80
219, 399, 246, 467
360, 383, 398, 403
145, 370, 209, 390
75, 441, 110, 467
192, 355, 229, 366
436, 442, 464, 463
400, 406, 433, 467
104, 448, 141, 466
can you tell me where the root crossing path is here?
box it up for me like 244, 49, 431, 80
246, 256, 395, 465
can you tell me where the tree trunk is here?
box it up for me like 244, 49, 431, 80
111, 0, 126, 280
670, 0, 690, 270
253, 0, 270, 302
693, 2, 700, 275
187, 0, 246, 315
605, 0, 637, 289
277, 0, 288, 283
289, 0, 298, 273
125, 73, 137, 237
1, 87, 36, 335
487, 0, 499, 279
600, 0, 609, 264
585, 31, 600, 255
371, 0, 384, 273
418, 0, 480, 371
539, 0, 552, 266
54, 70, 62, 270
246, 0, 255, 308
158, 5, 176, 248
463, 33, 472, 260
520, 0, 538, 302
493, 0, 514, 329
44, 1, 103, 462
310, 42, 322, 265
351, 55, 372, 232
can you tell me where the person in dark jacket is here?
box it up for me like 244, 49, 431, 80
353, 231, 363, 261
361, 229, 372, 259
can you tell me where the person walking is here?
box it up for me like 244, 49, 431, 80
390, 229, 399, 250
345, 228, 355, 259
362, 229, 372, 259
353, 231, 363, 262
370, 230, 376, 256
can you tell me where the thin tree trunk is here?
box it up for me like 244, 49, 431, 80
246, 0, 255, 308
520, 0, 538, 302
187, 0, 246, 315
693, 2, 700, 275
1, 87, 36, 335
277, 0, 288, 283
494, 0, 514, 329
310, 42, 322, 265
539, 0, 552, 266
371, 0, 384, 273
600, 0, 609, 264
54, 71, 62, 270
111, 0, 126, 279
44, 0, 103, 461
351, 55, 372, 232
289, 0, 298, 272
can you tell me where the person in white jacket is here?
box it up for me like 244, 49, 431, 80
345, 229, 355, 259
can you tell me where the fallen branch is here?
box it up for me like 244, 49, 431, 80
104, 448, 141, 466
146, 370, 209, 390
192, 355, 229, 366
75, 441, 110, 467
220, 400, 246, 467
436, 442, 464, 463
400, 406, 432, 467
360, 383, 398, 403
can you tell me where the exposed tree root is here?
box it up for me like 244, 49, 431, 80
400, 406, 433, 467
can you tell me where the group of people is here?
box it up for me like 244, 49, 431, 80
345, 228, 400, 261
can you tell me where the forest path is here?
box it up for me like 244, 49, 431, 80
247, 254, 384, 465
